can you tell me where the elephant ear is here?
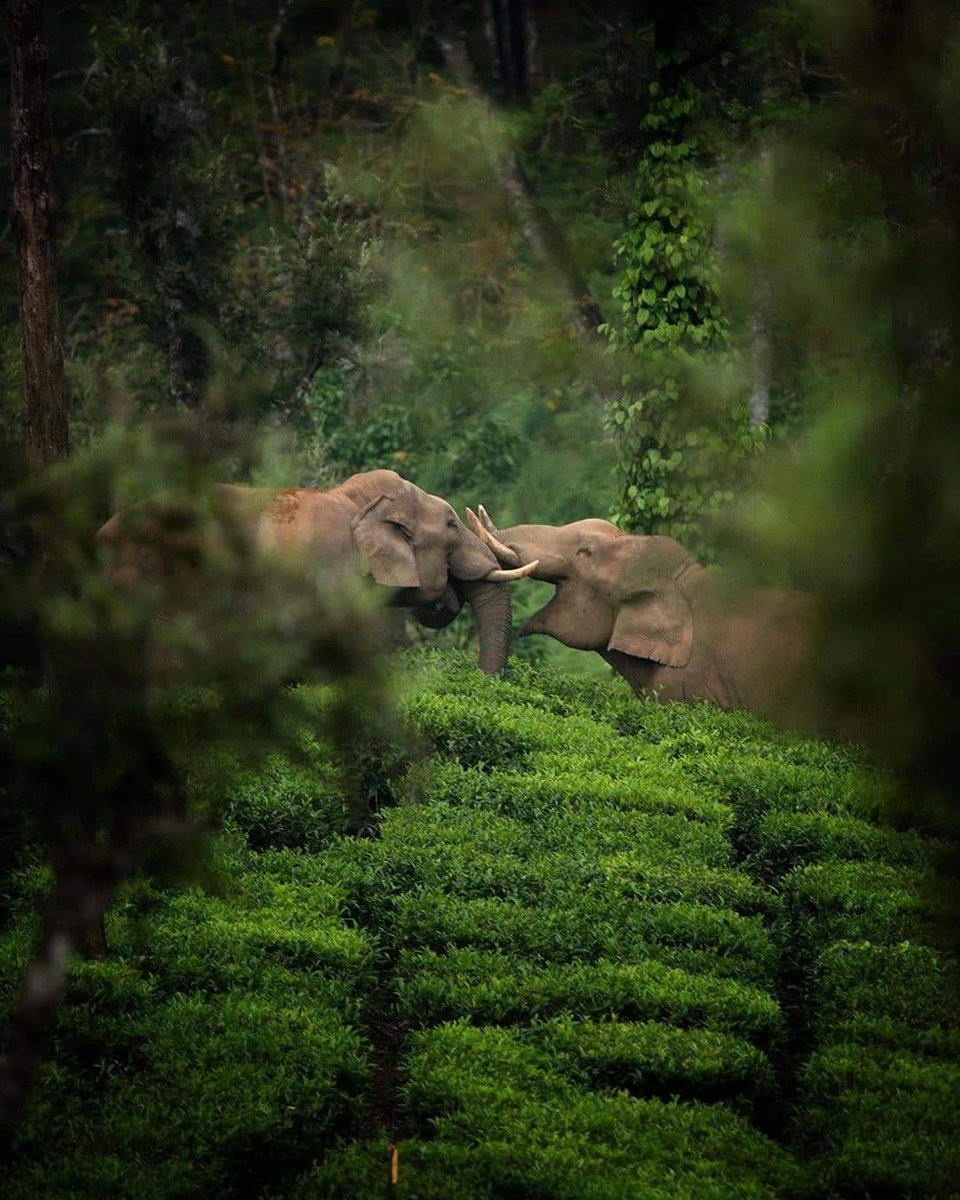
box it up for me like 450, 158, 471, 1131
351, 495, 420, 589
607, 580, 694, 667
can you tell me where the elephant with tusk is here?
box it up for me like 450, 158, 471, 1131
97, 470, 538, 676
467, 504, 820, 723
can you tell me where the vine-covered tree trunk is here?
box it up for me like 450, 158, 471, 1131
7, 0, 69, 474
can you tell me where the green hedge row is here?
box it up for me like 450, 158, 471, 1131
807, 940, 960, 1058
797, 1044, 960, 1199
524, 1017, 777, 1111
420, 756, 734, 829
688, 752, 895, 835
399, 691, 598, 768
294, 1022, 801, 1200
396, 891, 775, 984
0, 846, 377, 1199
329, 807, 754, 930
296, 1019, 806, 1199
337, 840, 772, 937
782, 861, 946, 958
4, 985, 369, 1200
396, 948, 783, 1045
102, 874, 374, 1002
745, 809, 947, 880
221, 754, 346, 851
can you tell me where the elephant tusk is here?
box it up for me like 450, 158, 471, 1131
485, 560, 540, 582
466, 506, 521, 566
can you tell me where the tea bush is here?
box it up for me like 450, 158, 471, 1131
808, 940, 960, 1057
526, 1017, 777, 1110
222, 755, 346, 851
797, 1045, 960, 1198
396, 892, 775, 984
396, 949, 783, 1045
782, 861, 946, 958
2, 649, 956, 1198
746, 810, 947, 880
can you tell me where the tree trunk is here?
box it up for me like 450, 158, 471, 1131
266, 0, 295, 214
7, 0, 69, 475
162, 282, 198, 410
748, 308, 771, 429
438, 34, 605, 342
486, 0, 530, 103
747, 144, 773, 429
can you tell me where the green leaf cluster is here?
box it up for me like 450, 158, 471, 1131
604, 81, 765, 556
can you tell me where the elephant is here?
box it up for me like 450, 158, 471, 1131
96, 470, 538, 675
467, 506, 819, 722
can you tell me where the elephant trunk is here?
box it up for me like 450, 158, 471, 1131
459, 576, 512, 675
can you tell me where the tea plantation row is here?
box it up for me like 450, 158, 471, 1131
1, 650, 957, 1197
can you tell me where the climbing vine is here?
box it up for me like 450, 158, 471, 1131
603, 75, 764, 559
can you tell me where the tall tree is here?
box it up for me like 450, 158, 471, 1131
7, 0, 69, 473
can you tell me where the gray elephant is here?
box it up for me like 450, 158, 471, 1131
468, 506, 817, 720
97, 470, 537, 675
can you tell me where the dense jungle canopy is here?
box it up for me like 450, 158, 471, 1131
1, 0, 959, 1196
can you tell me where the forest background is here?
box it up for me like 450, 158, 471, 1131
4, 0, 958, 694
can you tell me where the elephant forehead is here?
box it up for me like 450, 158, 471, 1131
563, 518, 624, 538
425, 491, 457, 518
416, 495, 463, 537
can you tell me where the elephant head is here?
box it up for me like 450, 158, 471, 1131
98, 472, 538, 679
466, 506, 698, 666
336, 472, 538, 674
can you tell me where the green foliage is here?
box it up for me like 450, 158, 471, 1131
393, 1023, 805, 1200
396, 948, 782, 1044
3, 651, 957, 1197
0, 858, 375, 1199
783, 861, 947, 956
808, 940, 960, 1058
527, 1017, 777, 1111
604, 78, 764, 556
5, 990, 369, 1200
90, 20, 239, 405
746, 810, 947, 880
220, 755, 346, 851
397, 891, 775, 984
798, 1045, 960, 1199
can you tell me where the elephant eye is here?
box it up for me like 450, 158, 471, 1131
577, 545, 593, 557
447, 518, 458, 530
388, 519, 413, 542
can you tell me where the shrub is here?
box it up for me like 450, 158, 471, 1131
526, 1017, 777, 1111
798, 1044, 960, 1199
396, 892, 775, 984
396, 1023, 806, 1199
688, 754, 894, 848
430, 796, 733, 867
223, 754, 347, 851
783, 861, 947, 957
503, 754, 734, 828
106, 880, 374, 1002
746, 810, 945, 880
396, 949, 782, 1045
6, 992, 371, 1200
808, 940, 960, 1057
399, 693, 567, 768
